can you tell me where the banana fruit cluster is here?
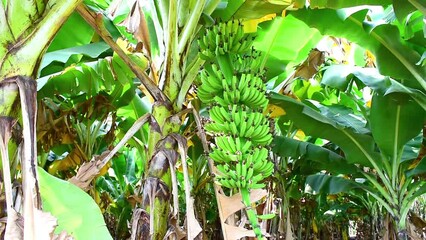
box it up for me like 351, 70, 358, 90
197, 69, 268, 108
197, 19, 274, 239
198, 19, 256, 59
233, 49, 264, 75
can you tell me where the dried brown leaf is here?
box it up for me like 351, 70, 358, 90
34, 209, 58, 239
69, 114, 150, 190
107, 0, 124, 18
223, 224, 256, 239
293, 48, 325, 80
15, 76, 42, 237
218, 189, 267, 221
4, 209, 23, 239
119, 0, 151, 55
280, 48, 325, 94
130, 208, 149, 240
51, 231, 74, 240
217, 189, 268, 240
68, 156, 105, 191
169, 133, 203, 239
0, 219, 4, 235
164, 216, 186, 240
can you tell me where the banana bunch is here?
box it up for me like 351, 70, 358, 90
232, 48, 264, 75
197, 71, 269, 108
205, 105, 272, 145
197, 19, 274, 239
198, 19, 256, 60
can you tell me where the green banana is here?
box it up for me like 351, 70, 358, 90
216, 164, 230, 175
196, 19, 275, 240
239, 116, 248, 136
201, 71, 223, 90
210, 148, 236, 164
233, 49, 264, 74
209, 106, 227, 123
248, 182, 266, 190
257, 213, 276, 220
246, 166, 254, 180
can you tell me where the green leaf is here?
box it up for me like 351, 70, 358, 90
40, 42, 111, 71
254, 15, 322, 82
112, 154, 127, 190
117, 94, 151, 121
315, 104, 369, 134
79, 65, 101, 97
386, 80, 426, 111
305, 174, 361, 194
212, 0, 292, 20
112, 52, 137, 85
272, 136, 358, 174
116, 94, 151, 143
115, 204, 133, 239
292, 79, 327, 102
84, 0, 111, 9
321, 65, 426, 111
402, 135, 422, 162
111, 84, 136, 109
406, 156, 426, 177
37, 69, 79, 96
125, 152, 137, 183
110, 149, 137, 189
310, 0, 392, 9
270, 93, 381, 167
363, 21, 425, 89
96, 176, 120, 198
370, 92, 424, 158
290, 8, 426, 90
321, 65, 361, 91
47, 12, 94, 52
38, 167, 112, 240
392, 0, 416, 22
37, 56, 136, 102
212, 0, 243, 20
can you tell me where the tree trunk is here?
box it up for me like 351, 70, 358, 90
0, 0, 83, 237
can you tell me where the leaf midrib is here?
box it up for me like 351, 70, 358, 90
341, 129, 395, 197
345, 14, 426, 91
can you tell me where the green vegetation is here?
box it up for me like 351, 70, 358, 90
0, 0, 425, 239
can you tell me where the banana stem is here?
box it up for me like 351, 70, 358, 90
178, 0, 207, 55
204, 0, 221, 14
217, 54, 234, 82
241, 187, 265, 240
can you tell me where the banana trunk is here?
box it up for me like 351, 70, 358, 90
0, 0, 83, 237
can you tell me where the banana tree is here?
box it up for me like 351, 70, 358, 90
256, 3, 424, 238
0, 0, 213, 237
270, 63, 425, 239
71, 1, 222, 238
0, 0, 94, 238
3, 0, 423, 239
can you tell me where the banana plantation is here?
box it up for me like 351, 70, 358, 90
1, 0, 426, 239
